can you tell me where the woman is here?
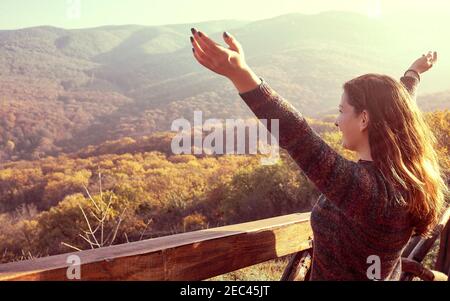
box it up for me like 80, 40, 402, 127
189, 28, 448, 280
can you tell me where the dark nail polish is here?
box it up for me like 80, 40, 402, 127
191, 28, 197, 35
198, 31, 203, 37
192, 48, 195, 53
190, 36, 194, 43
223, 31, 229, 38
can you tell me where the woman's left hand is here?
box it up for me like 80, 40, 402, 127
409, 51, 438, 74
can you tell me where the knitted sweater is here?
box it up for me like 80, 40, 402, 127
239, 75, 420, 281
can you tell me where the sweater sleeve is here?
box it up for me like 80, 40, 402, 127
239, 79, 375, 220
400, 76, 420, 100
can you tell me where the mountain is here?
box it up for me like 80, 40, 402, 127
418, 90, 450, 112
0, 11, 449, 162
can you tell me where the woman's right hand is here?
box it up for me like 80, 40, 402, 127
190, 28, 249, 78
409, 51, 438, 74
190, 28, 261, 93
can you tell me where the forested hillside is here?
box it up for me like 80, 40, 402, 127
1, 12, 449, 162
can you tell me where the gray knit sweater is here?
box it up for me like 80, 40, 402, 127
239, 75, 420, 280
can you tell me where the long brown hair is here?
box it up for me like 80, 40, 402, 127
343, 74, 448, 236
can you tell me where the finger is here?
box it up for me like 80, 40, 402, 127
191, 36, 209, 59
192, 48, 217, 72
223, 31, 243, 54
193, 33, 215, 55
191, 28, 214, 54
191, 45, 214, 69
195, 30, 221, 53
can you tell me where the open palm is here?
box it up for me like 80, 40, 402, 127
190, 28, 249, 79
409, 51, 438, 74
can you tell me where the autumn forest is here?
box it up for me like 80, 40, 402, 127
0, 12, 449, 272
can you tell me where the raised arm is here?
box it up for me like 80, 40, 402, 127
190, 29, 376, 223
400, 51, 438, 99
237, 79, 375, 222
400, 76, 419, 99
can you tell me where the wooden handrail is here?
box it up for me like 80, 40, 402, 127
0, 213, 312, 281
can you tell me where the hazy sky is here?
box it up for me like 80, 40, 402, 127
0, 0, 449, 30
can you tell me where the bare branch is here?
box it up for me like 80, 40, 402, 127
78, 204, 100, 246
100, 194, 113, 246
82, 184, 101, 212
78, 234, 99, 249
61, 242, 83, 252
139, 219, 153, 241
109, 207, 127, 246
88, 207, 102, 223
99, 172, 103, 201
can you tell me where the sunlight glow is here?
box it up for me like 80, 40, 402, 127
367, 0, 383, 19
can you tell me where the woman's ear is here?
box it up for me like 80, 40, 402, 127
359, 110, 370, 132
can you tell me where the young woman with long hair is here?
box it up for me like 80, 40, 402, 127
189, 28, 448, 280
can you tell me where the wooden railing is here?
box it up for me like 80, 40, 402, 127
0, 212, 312, 281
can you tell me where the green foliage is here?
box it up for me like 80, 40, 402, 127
0, 109, 449, 263
2, 14, 449, 163
217, 160, 318, 224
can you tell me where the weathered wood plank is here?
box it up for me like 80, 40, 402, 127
408, 206, 450, 263
280, 249, 312, 281
0, 212, 312, 281
401, 206, 450, 281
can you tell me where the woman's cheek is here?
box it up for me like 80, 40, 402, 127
339, 118, 346, 146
